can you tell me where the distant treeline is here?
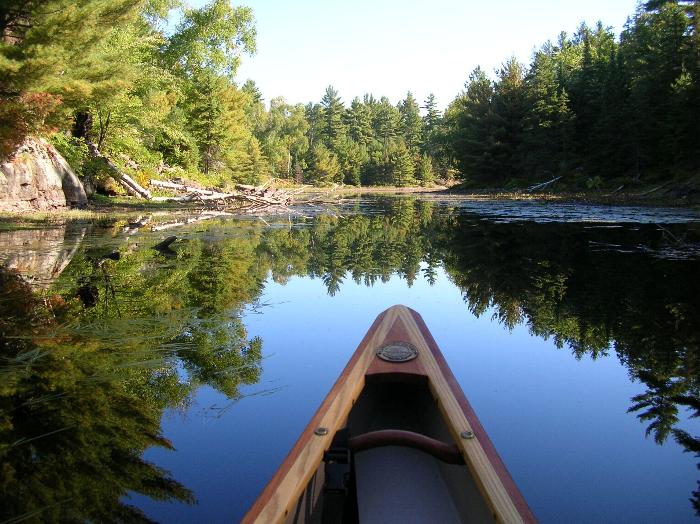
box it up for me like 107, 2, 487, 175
0, 0, 697, 190
444, 1, 699, 189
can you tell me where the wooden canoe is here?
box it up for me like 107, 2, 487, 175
242, 305, 536, 523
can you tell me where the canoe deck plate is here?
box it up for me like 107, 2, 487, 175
376, 341, 418, 362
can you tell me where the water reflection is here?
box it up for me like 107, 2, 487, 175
0, 197, 699, 521
0, 225, 265, 521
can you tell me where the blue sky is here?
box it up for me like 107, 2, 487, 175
191, 0, 641, 108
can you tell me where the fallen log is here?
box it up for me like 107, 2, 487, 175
526, 176, 562, 192
150, 178, 291, 208
86, 142, 152, 199
150, 179, 230, 198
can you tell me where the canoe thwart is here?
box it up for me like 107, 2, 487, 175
348, 429, 465, 465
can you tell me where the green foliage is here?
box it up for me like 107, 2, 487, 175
320, 85, 346, 146
3, 0, 695, 191
306, 143, 341, 186
447, 67, 496, 183
373, 96, 401, 145
0, 0, 145, 158
388, 141, 416, 187
398, 91, 423, 152
50, 133, 92, 178
445, 6, 699, 187
416, 154, 435, 186
164, 0, 256, 79
346, 97, 374, 146
421, 93, 442, 157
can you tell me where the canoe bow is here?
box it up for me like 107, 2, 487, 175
242, 305, 535, 524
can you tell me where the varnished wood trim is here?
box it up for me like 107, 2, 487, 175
405, 307, 537, 523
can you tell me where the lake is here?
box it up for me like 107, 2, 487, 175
1, 196, 699, 523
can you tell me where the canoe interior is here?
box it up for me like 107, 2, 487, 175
285, 378, 495, 524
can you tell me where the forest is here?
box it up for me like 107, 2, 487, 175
1, 0, 698, 193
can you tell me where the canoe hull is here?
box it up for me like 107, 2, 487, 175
242, 305, 535, 524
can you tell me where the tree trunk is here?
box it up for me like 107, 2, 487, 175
86, 142, 151, 199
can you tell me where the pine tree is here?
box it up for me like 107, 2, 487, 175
373, 97, 401, 145
421, 93, 442, 156
447, 67, 496, 183
389, 142, 416, 186
186, 71, 251, 182
306, 143, 341, 186
305, 103, 324, 150
320, 85, 346, 146
240, 136, 268, 184
187, 71, 228, 175
522, 43, 574, 176
398, 91, 423, 152
491, 57, 528, 182
346, 97, 374, 146
0, 0, 146, 157
416, 154, 435, 186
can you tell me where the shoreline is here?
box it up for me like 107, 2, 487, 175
1, 185, 698, 223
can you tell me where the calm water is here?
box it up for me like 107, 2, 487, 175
1, 196, 699, 523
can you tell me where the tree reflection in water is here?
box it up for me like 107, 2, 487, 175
1, 199, 698, 519
0, 225, 265, 522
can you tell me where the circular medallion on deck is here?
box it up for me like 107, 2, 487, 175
376, 341, 418, 362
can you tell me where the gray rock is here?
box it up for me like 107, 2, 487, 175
0, 137, 88, 211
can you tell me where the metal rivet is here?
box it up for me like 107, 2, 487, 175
314, 427, 329, 436
461, 430, 474, 440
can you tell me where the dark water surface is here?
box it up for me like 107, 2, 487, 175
1, 196, 699, 523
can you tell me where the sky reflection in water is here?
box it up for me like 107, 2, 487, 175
1, 197, 698, 523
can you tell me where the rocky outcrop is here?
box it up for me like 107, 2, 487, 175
0, 137, 87, 211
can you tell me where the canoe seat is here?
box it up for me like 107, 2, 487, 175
354, 446, 463, 523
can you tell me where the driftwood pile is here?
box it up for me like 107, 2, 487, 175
150, 179, 295, 210
85, 142, 327, 213
85, 142, 294, 210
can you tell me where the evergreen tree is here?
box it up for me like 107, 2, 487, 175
389, 141, 416, 186
334, 136, 368, 186
240, 136, 268, 184
416, 154, 435, 186
187, 71, 226, 176
421, 93, 442, 156
373, 96, 401, 145
306, 143, 341, 185
241, 79, 267, 139
522, 44, 574, 176
398, 91, 423, 152
346, 97, 374, 146
186, 71, 250, 182
621, 2, 699, 175
447, 67, 496, 183
305, 102, 324, 150
320, 85, 346, 146
491, 57, 528, 182
0, 0, 149, 157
